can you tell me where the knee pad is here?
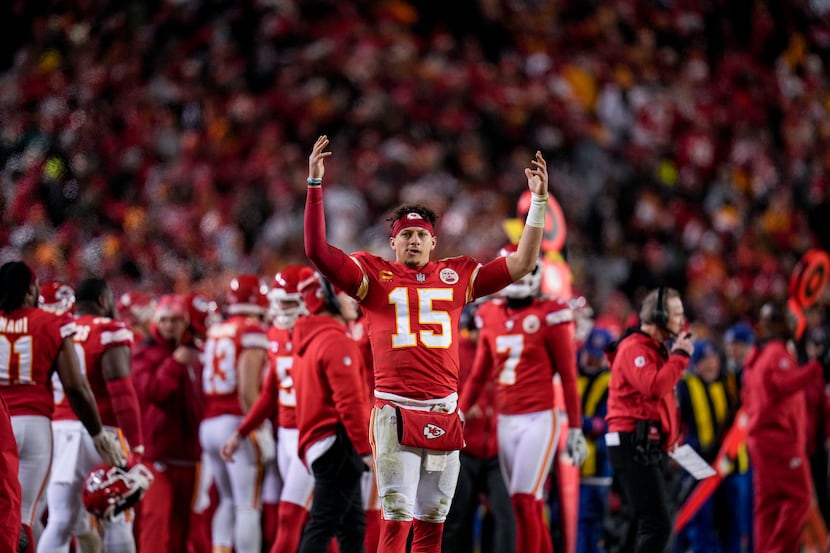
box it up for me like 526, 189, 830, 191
380, 490, 414, 522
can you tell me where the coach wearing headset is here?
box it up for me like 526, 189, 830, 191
604, 287, 694, 553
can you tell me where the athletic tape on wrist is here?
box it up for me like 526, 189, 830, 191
525, 195, 547, 228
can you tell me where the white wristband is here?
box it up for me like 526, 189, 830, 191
525, 194, 547, 228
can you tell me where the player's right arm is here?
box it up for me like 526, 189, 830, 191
304, 135, 365, 296
101, 344, 144, 457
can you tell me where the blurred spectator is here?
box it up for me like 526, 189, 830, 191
0, 0, 825, 346
575, 326, 614, 553
675, 340, 728, 553
719, 323, 755, 553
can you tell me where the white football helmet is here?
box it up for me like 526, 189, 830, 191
269, 265, 313, 329
499, 245, 543, 299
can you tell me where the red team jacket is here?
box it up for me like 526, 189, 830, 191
459, 297, 581, 424
605, 330, 689, 449
293, 313, 371, 463
742, 339, 814, 461
0, 307, 76, 417
132, 329, 204, 464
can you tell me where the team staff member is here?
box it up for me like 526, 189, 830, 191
132, 295, 204, 553
304, 135, 547, 553
293, 273, 371, 553
605, 287, 694, 553
742, 301, 820, 553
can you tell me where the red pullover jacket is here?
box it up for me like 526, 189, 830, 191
293, 314, 371, 464
742, 339, 817, 460
605, 329, 689, 450
132, 329, 204, 464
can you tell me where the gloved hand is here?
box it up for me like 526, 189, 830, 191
93, 430, 127, 467
566, 428, 588, 467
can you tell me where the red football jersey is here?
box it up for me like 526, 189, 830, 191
0, 307, 76, 417
203, 315, 269, 418
462, 297, 581, 421
267, 325, 296, 429
53, 314, 134, 423
348, 253, 482, 400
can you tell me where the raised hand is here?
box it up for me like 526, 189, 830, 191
308, 135, 332, 181
524, 151, 548, 197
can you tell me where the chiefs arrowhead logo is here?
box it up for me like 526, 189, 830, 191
423, 423, 446, 439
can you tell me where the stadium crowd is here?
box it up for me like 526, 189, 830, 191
1, 0, 830, 552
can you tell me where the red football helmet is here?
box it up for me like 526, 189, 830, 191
116, 292, 157, 327
184, 292, 220, 338
83, 463, 154, 520
226, 274, 269, 315
39, 281, 76, 315
269, 265, 314, 328
498, 244, 542, 299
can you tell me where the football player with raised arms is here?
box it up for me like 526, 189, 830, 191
303, 135, 549, 553
0, 262, 125, 553
40, 278, 144, 553
458, 246, 587, 553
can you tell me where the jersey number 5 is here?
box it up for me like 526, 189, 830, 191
388, 287, 453, 349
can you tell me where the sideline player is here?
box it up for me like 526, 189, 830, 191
303, 135, 548, 552
40, 278, 142, 553
200, 275, 269, 553
0, 262, 124, 552
459, 247, 586, 553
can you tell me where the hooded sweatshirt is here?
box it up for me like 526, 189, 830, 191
293, 313, 371, 464
132, 328, 204, 463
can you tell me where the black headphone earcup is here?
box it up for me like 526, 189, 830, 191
653, 287, 668, 328
321, 279, 341, 315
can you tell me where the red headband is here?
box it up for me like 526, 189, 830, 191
391, 213, 434, 237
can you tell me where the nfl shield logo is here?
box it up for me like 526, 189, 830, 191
416, 273, 426, 283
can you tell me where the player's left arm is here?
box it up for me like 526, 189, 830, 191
505, 151, 548, 280
101, 345, 144, 456
546, 310, 582, 424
